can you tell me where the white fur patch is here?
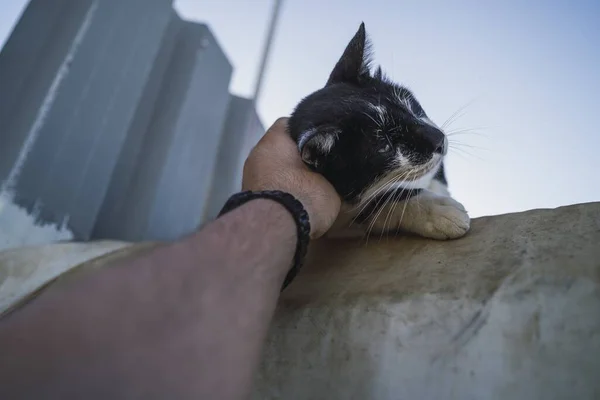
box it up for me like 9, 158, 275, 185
313, 134, 335, 152
390, 152, 444, 189
388, 161, 440, 190
428, 179, 451, 197
395, 148, 409, 165
298, 128, 337, 154
359, 154, 443, 204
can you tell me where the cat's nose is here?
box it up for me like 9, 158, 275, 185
418, 125, 446, 154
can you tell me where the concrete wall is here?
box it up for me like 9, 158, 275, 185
1, 203, 598, 398
253, 202, 600, 400
0, 0, 264, 249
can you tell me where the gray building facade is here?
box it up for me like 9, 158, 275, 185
0, 0, 264, 249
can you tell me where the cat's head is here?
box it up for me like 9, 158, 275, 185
288, 23, 447, 203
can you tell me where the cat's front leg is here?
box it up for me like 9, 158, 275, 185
367, 190, 471, 240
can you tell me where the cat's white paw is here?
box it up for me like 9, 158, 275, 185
414, 195, 470, 240
364, 192, 470, 240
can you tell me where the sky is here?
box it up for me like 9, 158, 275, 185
1, 0, 599, 218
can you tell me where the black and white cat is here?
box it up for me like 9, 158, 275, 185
288, 23, 470, 240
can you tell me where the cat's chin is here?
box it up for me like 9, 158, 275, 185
353, 158, 442, 209
387, 156, 444, 191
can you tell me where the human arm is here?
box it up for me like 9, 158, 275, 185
0, 118, 341, 400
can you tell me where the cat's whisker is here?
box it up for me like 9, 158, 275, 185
362, 111, 381, 128
367, 187, 398, 243
447, 132, 488, 139
445, 127, 490, 137
441, 109, 466, 130
386, 185, 411, 240
448, 140, 490, 152
364, 192, 389, 243
448, 149, 471, 162
441, 97, 479, 130
350, 178, 398, 229
349, 169, 411, 215
380, 186, 406, 241
349, 189, 382, 216
442, 109, 468, 130
448, 146, 486, 162
378, 170, 412, 239
350, 183, 390, 218
394, 182, 416, 236
448, 143, 482, 153
361, 168, 414, 237
382, 189, 403, 240
352, 170, 410, 229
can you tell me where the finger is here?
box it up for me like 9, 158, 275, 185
258, 117, 290, 144
249, 117, 293, 157
256, 118, 306, 165
264, 119, 297, 152
269, 117, 289, 132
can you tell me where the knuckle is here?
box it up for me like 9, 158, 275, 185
265, 118, 289, 138
272, 117, 289, 130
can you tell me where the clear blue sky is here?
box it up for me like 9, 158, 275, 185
2, 0, 599, 218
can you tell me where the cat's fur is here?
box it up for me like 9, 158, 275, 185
287, 23, 470, 240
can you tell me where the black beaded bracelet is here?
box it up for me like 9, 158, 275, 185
217, 190, 311, 291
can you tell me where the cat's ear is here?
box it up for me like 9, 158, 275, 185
298, 126, 340, 169
326, 22, 373, 86
373, 66, 383, 80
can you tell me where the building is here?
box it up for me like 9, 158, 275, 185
0, 0, 264, 249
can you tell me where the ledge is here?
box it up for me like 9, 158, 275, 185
1, 203, 599, 399
253, 202, 600, 399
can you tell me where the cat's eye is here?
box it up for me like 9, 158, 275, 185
379, 143, 391, 153
379, 136, 394, 154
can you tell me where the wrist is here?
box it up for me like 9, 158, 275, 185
240, 198, 297, 235
183, 198, 297, 281
217, 190, 311, 291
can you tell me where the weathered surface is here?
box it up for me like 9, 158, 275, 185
253, 202, 600, 400
0, 203, 599, 399
0, 240, 136, 318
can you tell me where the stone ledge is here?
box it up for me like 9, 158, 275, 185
1, 203, 599, 399
253, 202, 600, 399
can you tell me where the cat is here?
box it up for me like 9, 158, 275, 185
287, 22, 470, 240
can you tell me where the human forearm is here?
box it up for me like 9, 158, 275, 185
0, 199, 296, 399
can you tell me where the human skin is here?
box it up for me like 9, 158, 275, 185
0, 117, 341, 400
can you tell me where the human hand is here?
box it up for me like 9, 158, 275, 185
242, 117, 341, 239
